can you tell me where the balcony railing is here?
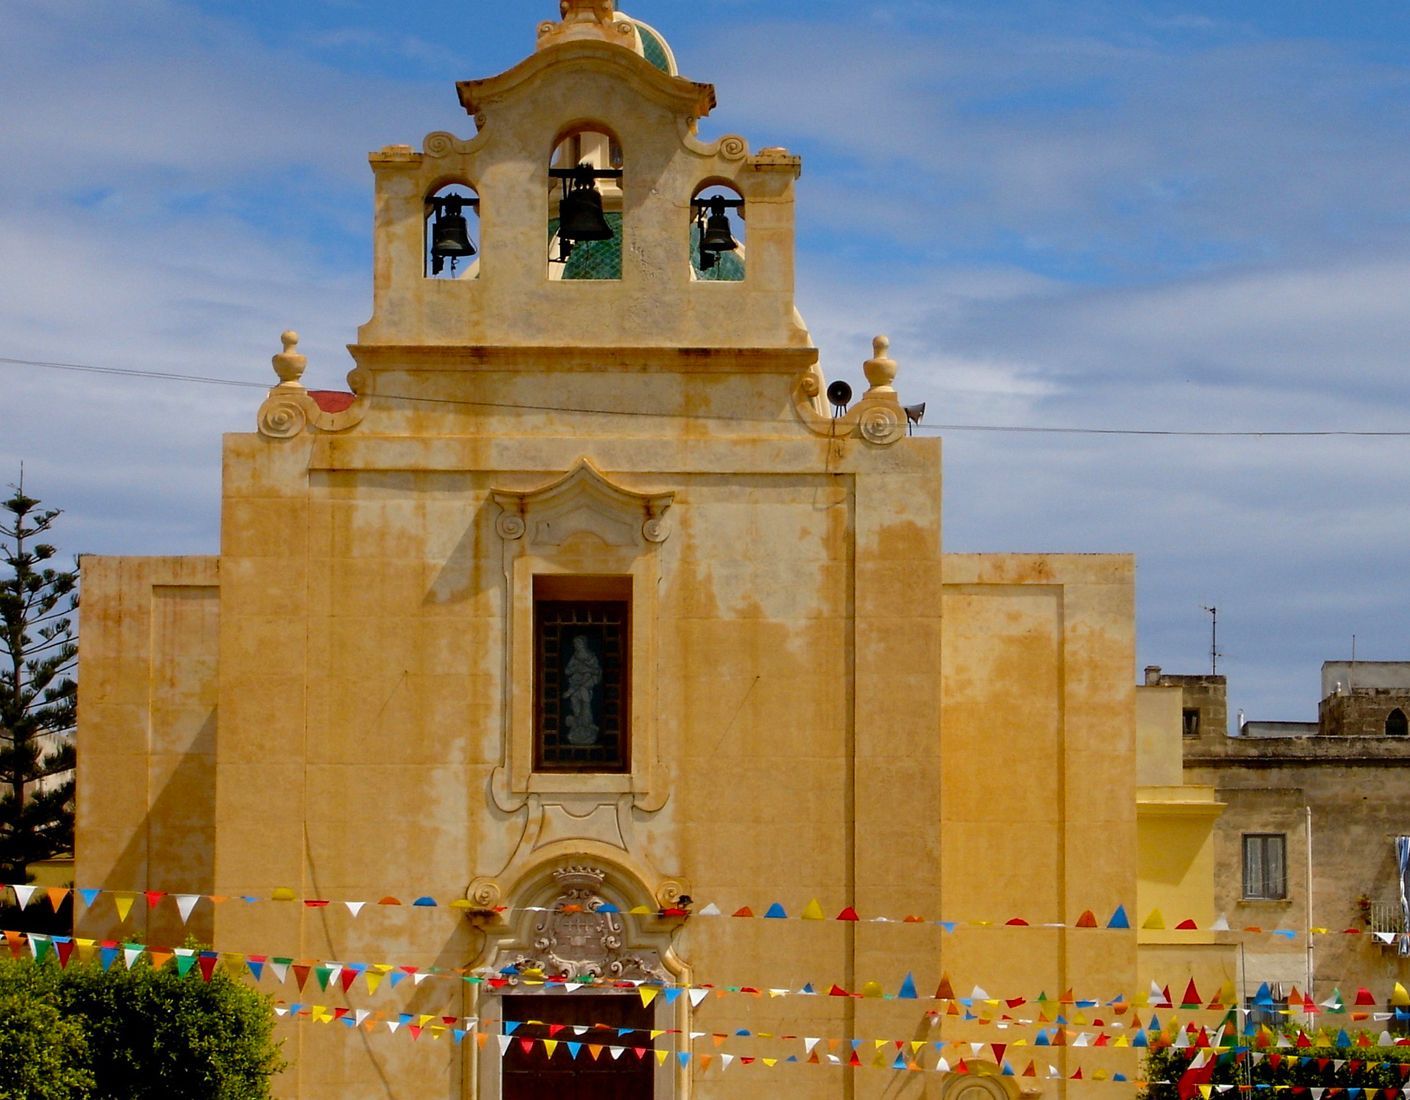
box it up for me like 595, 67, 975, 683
1368, 900, 1409, 946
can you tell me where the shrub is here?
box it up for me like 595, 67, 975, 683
0, 950, 284, 1099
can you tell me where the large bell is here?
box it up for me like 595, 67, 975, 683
558, 182, 613, 243
430, 196, 475, 274
699, 198, 739, 254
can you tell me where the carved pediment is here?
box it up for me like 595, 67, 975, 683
479, 866, 668, 984
492, 459, 673, 547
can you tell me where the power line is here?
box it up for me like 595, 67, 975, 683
5, 354, 1410, 439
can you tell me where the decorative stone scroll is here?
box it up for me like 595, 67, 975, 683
479, 866, 668, 984
792, 334, 909, 447
256, 330, 369, 438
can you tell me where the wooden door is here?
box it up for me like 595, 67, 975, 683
500, 993, 655, 1099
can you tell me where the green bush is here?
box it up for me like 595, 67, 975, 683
0, 950, 284, 1099
0, 992, 93, 1099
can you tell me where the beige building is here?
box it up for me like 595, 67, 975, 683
1162, 662, 1410, 1013
75, 3, 1230, 1097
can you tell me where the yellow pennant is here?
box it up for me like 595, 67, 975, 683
655, 1050, 669, 1066
762, 1058, 778, 1067
1393, 982, 1410, 1008
639, 987, 659, 1008
365, 973, 384, 995
801, 899, 825, 921
543, 1040, 558, 1059
114, 894, 136, 923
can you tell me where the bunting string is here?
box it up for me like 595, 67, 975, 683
8, 928, 1410, 1030
8, 885, 1399, 945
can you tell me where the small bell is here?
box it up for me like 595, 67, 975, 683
698, 196, 739, 254
430, 195, 476, 275
558, 165, 613, 243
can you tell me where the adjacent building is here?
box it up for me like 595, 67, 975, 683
1164, 663, 1410, 1013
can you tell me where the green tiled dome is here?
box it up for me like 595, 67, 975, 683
548, 213, 624, 280
635, 23, 671, 74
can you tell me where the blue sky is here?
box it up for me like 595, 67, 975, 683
3, 0, 1410, 725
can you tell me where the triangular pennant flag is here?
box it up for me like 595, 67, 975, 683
1107, 905, 1131, 929
46, 887, 70, 912
695, 902, 721, 916
1075, 910, 1098, 928
114, 894, 136, 923
174, 895, 201, 924
898, 973, 918, 999
1142, 909, 1165, 930
345, 901, 366, 918
836, 906, 860, 921
800, 898, 825, 920
11, 884, 38, 910
763, 903, 787, 919
640, 986, 659, 1008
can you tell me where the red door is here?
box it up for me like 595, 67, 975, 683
500, 993, 656, 1099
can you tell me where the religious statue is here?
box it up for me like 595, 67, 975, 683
562, 634, 602, 745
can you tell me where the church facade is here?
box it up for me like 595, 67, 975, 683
75, 4, 1228, 1097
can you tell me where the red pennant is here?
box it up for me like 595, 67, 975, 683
144, 891, 166, 909
935, 974, 955, 1000
1075, 910, 1098, 928
197, 955, 218, 982
633, 1048, 648, 1060
1022, 1061, 1036, 1077
292, 964, 312, 991
548, 1024, 565, 1038
1005, 917, 1029, 926
56, 941, 76, 968
1176, 918, 1199, 930
518, 1038, 534, 1055
732, 907, 754, 918
303, 899, 330, 909
849, 1050, 861, 1066
828, 984, 850, 997
836, 907, 860, 921
339, 969, 359, 992
1355, 987, 1376, 1006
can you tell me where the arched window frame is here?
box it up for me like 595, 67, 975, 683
547, 123, 624, 280
689, 180, 745, 282
423, 180, 481, 280
1387, 708, 1408, 737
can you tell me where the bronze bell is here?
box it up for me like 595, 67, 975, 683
430, 196, 475, 274
558, 168, 613, 243
699, 197, 739, 254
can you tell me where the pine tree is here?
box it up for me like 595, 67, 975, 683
0, 481, 77, 885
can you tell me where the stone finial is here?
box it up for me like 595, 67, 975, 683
862, 335, 898, 394
560, 0, 614, 22
272, 330, 307, 388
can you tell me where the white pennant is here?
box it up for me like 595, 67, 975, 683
696, 902, 722, 916
174, 895, 201, 924
497, 1035, 512, 1055
412, 972, 432, 985
11, 884, 37, 910
268, 961, 289, 984
719, 1054, 735, 1072
936, 1057, 951, 1073
355, 1010, 371, 1025
804, 1038, 821, 1054
344, 901, 366, 918
608, 1046, 625, 1060
123, 945, 144, 969
971, 985, 989, 1000
386, 1021, 401, 1034
27, 933, 47, 959
689, 989, 710, 1008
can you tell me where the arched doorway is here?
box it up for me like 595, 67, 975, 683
473, 864, 684, 1098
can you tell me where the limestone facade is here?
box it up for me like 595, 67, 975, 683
75, 4, 1227, 1097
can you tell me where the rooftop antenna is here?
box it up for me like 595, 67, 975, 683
1350, 634, 1356, 693
1202, 605, 1220, 676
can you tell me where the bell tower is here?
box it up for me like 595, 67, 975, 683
355, 4, 808, 356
